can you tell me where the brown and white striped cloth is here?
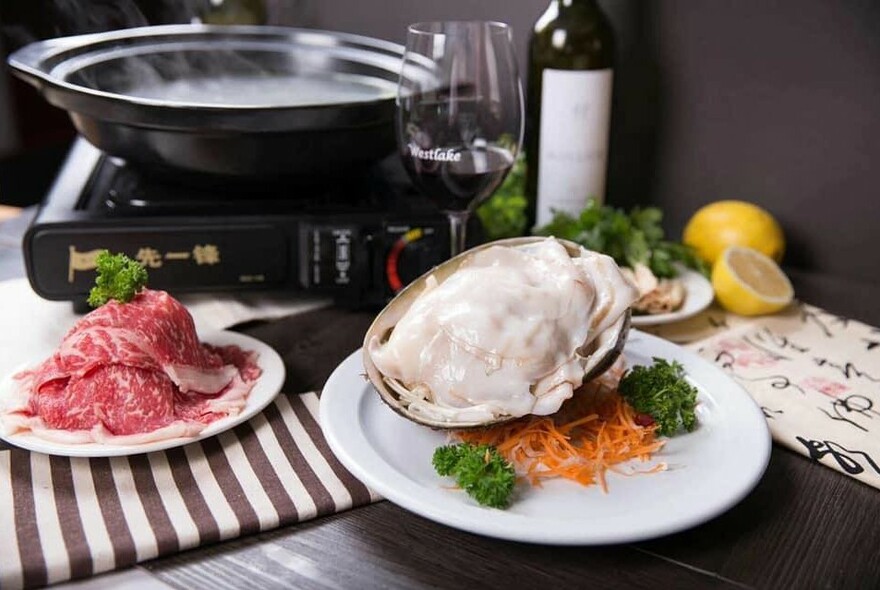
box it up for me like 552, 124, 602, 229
0, 391, 380, 590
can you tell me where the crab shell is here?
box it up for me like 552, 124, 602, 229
362, 236, 632, 430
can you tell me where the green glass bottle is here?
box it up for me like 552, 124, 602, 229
525, 0, 615, 229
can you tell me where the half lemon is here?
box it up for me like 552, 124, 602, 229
712, 246, 794, 316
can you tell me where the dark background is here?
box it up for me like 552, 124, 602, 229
1, 0, 878, 285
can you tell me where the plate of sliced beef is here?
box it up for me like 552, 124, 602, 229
0, 289, 285, 457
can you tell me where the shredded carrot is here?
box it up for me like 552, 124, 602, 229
453, 383, 666, 493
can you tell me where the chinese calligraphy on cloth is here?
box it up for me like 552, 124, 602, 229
645, 303, 880, 490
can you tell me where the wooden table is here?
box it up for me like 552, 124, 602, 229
1, 209, 876, 589
137, 274, 879, 590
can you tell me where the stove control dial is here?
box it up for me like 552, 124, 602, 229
384, 225, 446, 294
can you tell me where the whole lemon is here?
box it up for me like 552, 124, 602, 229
683, 200, 785, 266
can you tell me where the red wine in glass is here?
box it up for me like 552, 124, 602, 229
401, 145, 514, 211
397, 22, 523, 257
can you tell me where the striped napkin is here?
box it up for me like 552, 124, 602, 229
0, 391, 378, 589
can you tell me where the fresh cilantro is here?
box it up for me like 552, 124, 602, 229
618, 358, 699, 437
87, 250, 149, 307
476, 153, 528, 240
432, 443, 516, 509
535, 199, 709, 278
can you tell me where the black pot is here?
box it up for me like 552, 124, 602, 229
8, 24, 429, 180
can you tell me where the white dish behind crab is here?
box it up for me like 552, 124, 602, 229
631, 269, 715, 327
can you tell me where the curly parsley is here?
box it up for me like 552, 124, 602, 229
432, 443, 516, 509
618, 358, 699, 437
87, 251, 149, 307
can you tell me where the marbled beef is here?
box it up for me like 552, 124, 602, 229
1, 289, 261, 444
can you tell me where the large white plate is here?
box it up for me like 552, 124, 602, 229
320, 329, 770, 545
630, 269, 715, 327
0, 330, 285, 457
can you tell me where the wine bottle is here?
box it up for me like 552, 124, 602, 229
525, 0, 615, 229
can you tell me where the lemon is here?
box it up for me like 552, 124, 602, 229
712, 246, 794, 316
683, 200, 785, 265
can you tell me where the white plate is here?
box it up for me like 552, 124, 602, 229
630, 269, 715, 327
320, 329, 770, 545
0, 330, 285, 457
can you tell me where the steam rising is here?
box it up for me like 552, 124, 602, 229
0, 1, 204, 51
124, 75, 394, 107
1, 1, 390, 108
47, 0, 151, 34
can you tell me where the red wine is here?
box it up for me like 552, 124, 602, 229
402, 146, 514, 212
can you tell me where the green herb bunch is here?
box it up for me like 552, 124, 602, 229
432, 443, 516, 508
536, 200, 708, 278
618, 358, 699, 437
87, 251, 149, 307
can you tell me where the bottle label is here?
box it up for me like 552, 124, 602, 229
536, 68, 613, 226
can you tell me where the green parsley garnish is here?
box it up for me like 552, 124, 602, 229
432, 443, 516, 509
618, 358, 699, 437
535, 199, 708, 278
87, 250, 149, 307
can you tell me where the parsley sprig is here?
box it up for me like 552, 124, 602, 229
618, 358, 699, 437
87, 251, 149, 307
432, 443, 516, 508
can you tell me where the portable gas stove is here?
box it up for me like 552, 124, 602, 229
24, 139, 454, 308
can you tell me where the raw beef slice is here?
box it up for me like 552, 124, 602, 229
1, 289, 262, 444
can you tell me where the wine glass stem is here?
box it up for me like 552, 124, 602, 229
447, 211, 469, 256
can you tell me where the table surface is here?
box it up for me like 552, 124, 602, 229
2, 209, 879, 590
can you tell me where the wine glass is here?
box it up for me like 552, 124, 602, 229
397, 21, 524, 257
